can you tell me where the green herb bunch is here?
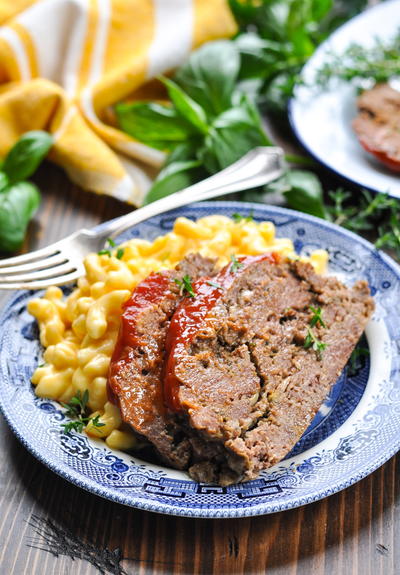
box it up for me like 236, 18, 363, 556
115, 41, 328, 217
174, 274, 196, 297
230, 0, 368, 114
328, 189, 400, 259
315, 31, 400, 88
115, 41, 271, 204
61, 389, 105, 434
0, 131, 53, 253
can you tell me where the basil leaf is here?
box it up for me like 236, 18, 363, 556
164, 141, 200, 166
174, 41, 240, 117
0, 172, 9, 193
310, 0, 333, 21
159, 77, 209, 134
228, 0, 261, 27
0, 182, 40, 252
144, 160, 202, 204
262, 72, 298, 115
283, 171, 327, 219
3, 131, 53, 184
115, 102, 194, 150
236, 33, 284, 80
202, 93, 270, 171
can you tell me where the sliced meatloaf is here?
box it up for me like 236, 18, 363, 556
107, 253, 218, 468
166, 255, 374, 484
352, 83, 400, 172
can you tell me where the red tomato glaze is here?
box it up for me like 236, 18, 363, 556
163, 253, 279, 412
359, 139, 400, 172
107, 271, 172, 405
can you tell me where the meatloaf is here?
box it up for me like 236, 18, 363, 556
352, 83, 400, 172
107, 253, 218, 468
166, 255, 374, 484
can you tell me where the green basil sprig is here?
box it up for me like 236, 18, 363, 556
115, 40, 326, 217
115, 41, 272, 203
0, 131, 53, 252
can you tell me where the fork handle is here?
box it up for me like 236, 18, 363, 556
91, 147, 284, 241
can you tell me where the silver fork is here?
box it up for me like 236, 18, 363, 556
0, 147, 284, 290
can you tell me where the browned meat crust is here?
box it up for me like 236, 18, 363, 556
352, 83, 400, 171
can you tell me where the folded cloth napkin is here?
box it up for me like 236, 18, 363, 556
0, 0, 236, 204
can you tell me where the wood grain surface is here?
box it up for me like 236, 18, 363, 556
0, 164, 399, 575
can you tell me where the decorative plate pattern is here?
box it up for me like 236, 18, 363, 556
0, 201, 399, 518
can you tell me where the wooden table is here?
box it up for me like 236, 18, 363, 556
0, 164, 398, 575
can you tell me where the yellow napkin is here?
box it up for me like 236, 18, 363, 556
0, 0, 236, 204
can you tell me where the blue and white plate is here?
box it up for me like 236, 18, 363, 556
0, 201, 399, 518
289, 0, 400, 198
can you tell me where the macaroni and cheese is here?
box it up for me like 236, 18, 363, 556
28, 215, 328, 451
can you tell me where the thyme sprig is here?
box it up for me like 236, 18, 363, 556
304, 327, 327, 360
232, 212, 254, 223
174, 274, 196, 297
230, 254, 244, 273
309, 306, 326, 328
314, 31, 400, 88
98, 237, 125, 259
327, 189, 400, 259
60, 390, 106, 434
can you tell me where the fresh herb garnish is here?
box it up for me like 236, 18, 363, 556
304, 327, 327, 359
243, 169, 328, 220
61, 389, 89, 418
309, 306, 326, 328
314, 32, 400, 88
230, 254, 244, 273
98, 237, 124, 258
89, 414, 106, 433
207, 280, 223, 290
61, 419, 86, 434
174, 274, 196, 297
327, 189, 400, 259
0, 131, 53, 252
113, 7, 360, 218
232, 212, 254, 223
116, 247, 125, 260
60, 390, 106, 434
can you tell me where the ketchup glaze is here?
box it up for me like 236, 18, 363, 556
107, 271, 172, 405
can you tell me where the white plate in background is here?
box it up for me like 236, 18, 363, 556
289, 0, 400, 198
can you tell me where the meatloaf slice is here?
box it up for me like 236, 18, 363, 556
107, 253, 218, 468
166, 256, 374, 484
352, 83, 400, 172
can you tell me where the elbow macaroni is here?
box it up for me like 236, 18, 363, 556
28, 215, 328, 451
